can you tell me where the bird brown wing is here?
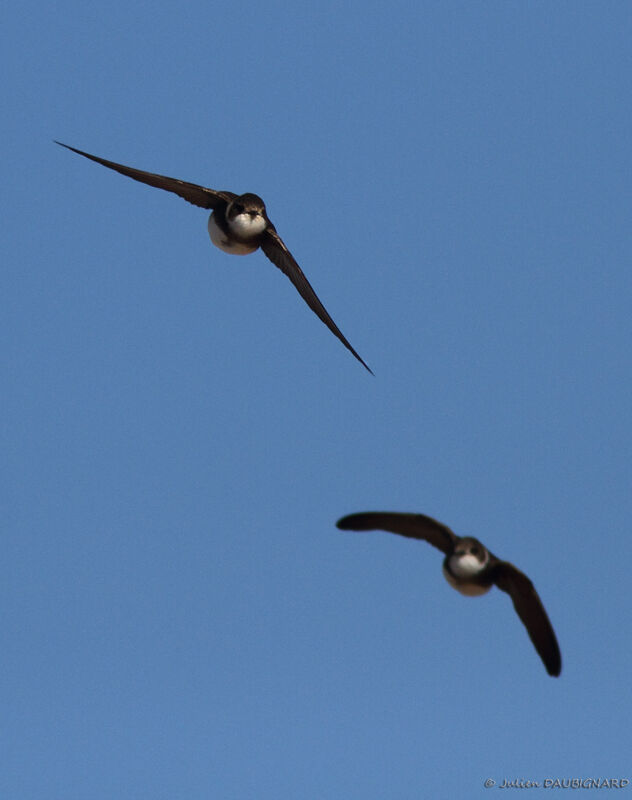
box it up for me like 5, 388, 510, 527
56, 142, 236, 210
336, 512, 457, 554
260, 226, 372, 373
492, 561, 562, 676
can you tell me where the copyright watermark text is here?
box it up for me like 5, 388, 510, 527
484, 778, 629, 789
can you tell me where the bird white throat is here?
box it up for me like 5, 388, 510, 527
228, 211, 266, 238
443, 552, 491, 596
449, 552, 487, 578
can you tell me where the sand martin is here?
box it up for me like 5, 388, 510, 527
56, 142, 371, 373
336, 511, 561, 676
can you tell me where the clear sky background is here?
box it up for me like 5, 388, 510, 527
3, 2, 631, 797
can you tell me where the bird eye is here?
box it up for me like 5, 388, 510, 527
233, 203, 243, 214
470, 546, 479, 555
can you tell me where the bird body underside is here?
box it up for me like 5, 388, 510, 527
207, 213, 258, 255
442, 565, 492, 596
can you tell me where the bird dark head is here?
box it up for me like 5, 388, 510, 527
228, 193, 267, 218
454, 537, 488, 562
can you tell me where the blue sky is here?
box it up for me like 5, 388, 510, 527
3, 1, 631, 796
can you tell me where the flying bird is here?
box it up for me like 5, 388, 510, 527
336, 511, 561, 676
55, 142, 371, 373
